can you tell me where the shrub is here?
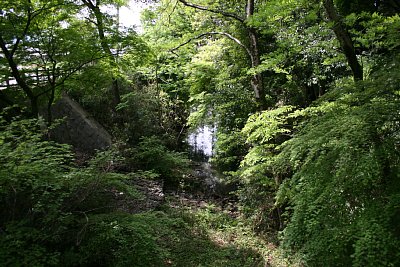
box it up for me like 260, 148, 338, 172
128, 136, 189, 185
73, 212, 173, 267
0, 117, 74, 266
278, 61, 400, 266
237, 56, 400, 266
0, 118, 143, 265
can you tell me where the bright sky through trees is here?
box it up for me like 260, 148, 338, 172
119, 1, 148, 29
99, 0, 148, 30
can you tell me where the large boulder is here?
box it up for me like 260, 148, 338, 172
50, 94, 112, 153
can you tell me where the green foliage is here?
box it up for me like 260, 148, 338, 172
0, 224, 61, 267
345, 12, 400, 56
64, 149, 143, 214
3, 0, 400, 266
116, 85, 187, 146
0, 117, 72, 266
128, 136, 189, 184
0, 117, 72, 222
212, 130, 247, 172
68, 207, 267, 267
166, 207, 264, 267
277, 58, 400, 266
235, 53, 400, 265
239, 106, 294, 183
0, 116, 263, 267
232, 106, 297, 233
74, 212, 172, 267
250, 0, 349, 106
0, 0, 105, 115
0, 117, 143, 266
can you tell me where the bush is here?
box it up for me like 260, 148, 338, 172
0, 117, 74, 266
234, 106, 295, 234
277, 62, 400, 266
0, 118, 143, 265
237, 56, 400, 266
128, 136, 189, 185
72, 212, 174, 267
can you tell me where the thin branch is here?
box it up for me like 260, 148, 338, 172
34, 54, 106, 98
30, 1, 68, 20
11, 2, 32, 57
75, 211, 89, 246
177, 0, 245, 23
84, 16, 98, 26
168, 0, 179, 24
56, 54, 108, 86
170, 31, 252, 59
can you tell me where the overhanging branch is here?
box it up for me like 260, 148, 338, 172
170, 31, 252, 59
178, 0, 245, 23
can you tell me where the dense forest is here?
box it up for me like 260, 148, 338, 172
1, 0, 399, 266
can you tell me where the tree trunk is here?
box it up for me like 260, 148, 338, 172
0, 36, 39, 117
248, 29, 268, 110
95, 8, 121, 108
246, 0, 268, 110
83, 0, 121, 107
111, 78, 121, 107
323, 0, 363, 81
46, 85, 56, 125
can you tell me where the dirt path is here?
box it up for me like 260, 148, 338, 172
158, 161, 293, 267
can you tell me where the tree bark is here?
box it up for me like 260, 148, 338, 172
249, 31, 267, 110
323, 0, 363, 81
246, 0, 268, 110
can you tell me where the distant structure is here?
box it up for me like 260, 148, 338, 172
50, 94, 112, 153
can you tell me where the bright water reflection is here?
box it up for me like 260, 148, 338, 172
188, 125, 223, 195
187, 125, 215, 160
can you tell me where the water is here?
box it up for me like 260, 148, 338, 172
187, 125, 216, 161
187, 125, 223, 195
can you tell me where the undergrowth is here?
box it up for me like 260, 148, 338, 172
0, 116, 294, 267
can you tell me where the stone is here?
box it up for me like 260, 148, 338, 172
50, 94, 112, 153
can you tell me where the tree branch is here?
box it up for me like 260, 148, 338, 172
170, 31, 252, 59
56, 54, 108, 86
10, 1, 33, 57
177, 0, 245, 23
9, 0, 66, 57
81, 0, 96, 10
0, 36, 35, 100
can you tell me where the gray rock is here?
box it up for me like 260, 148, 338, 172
49, 94, 112, 153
